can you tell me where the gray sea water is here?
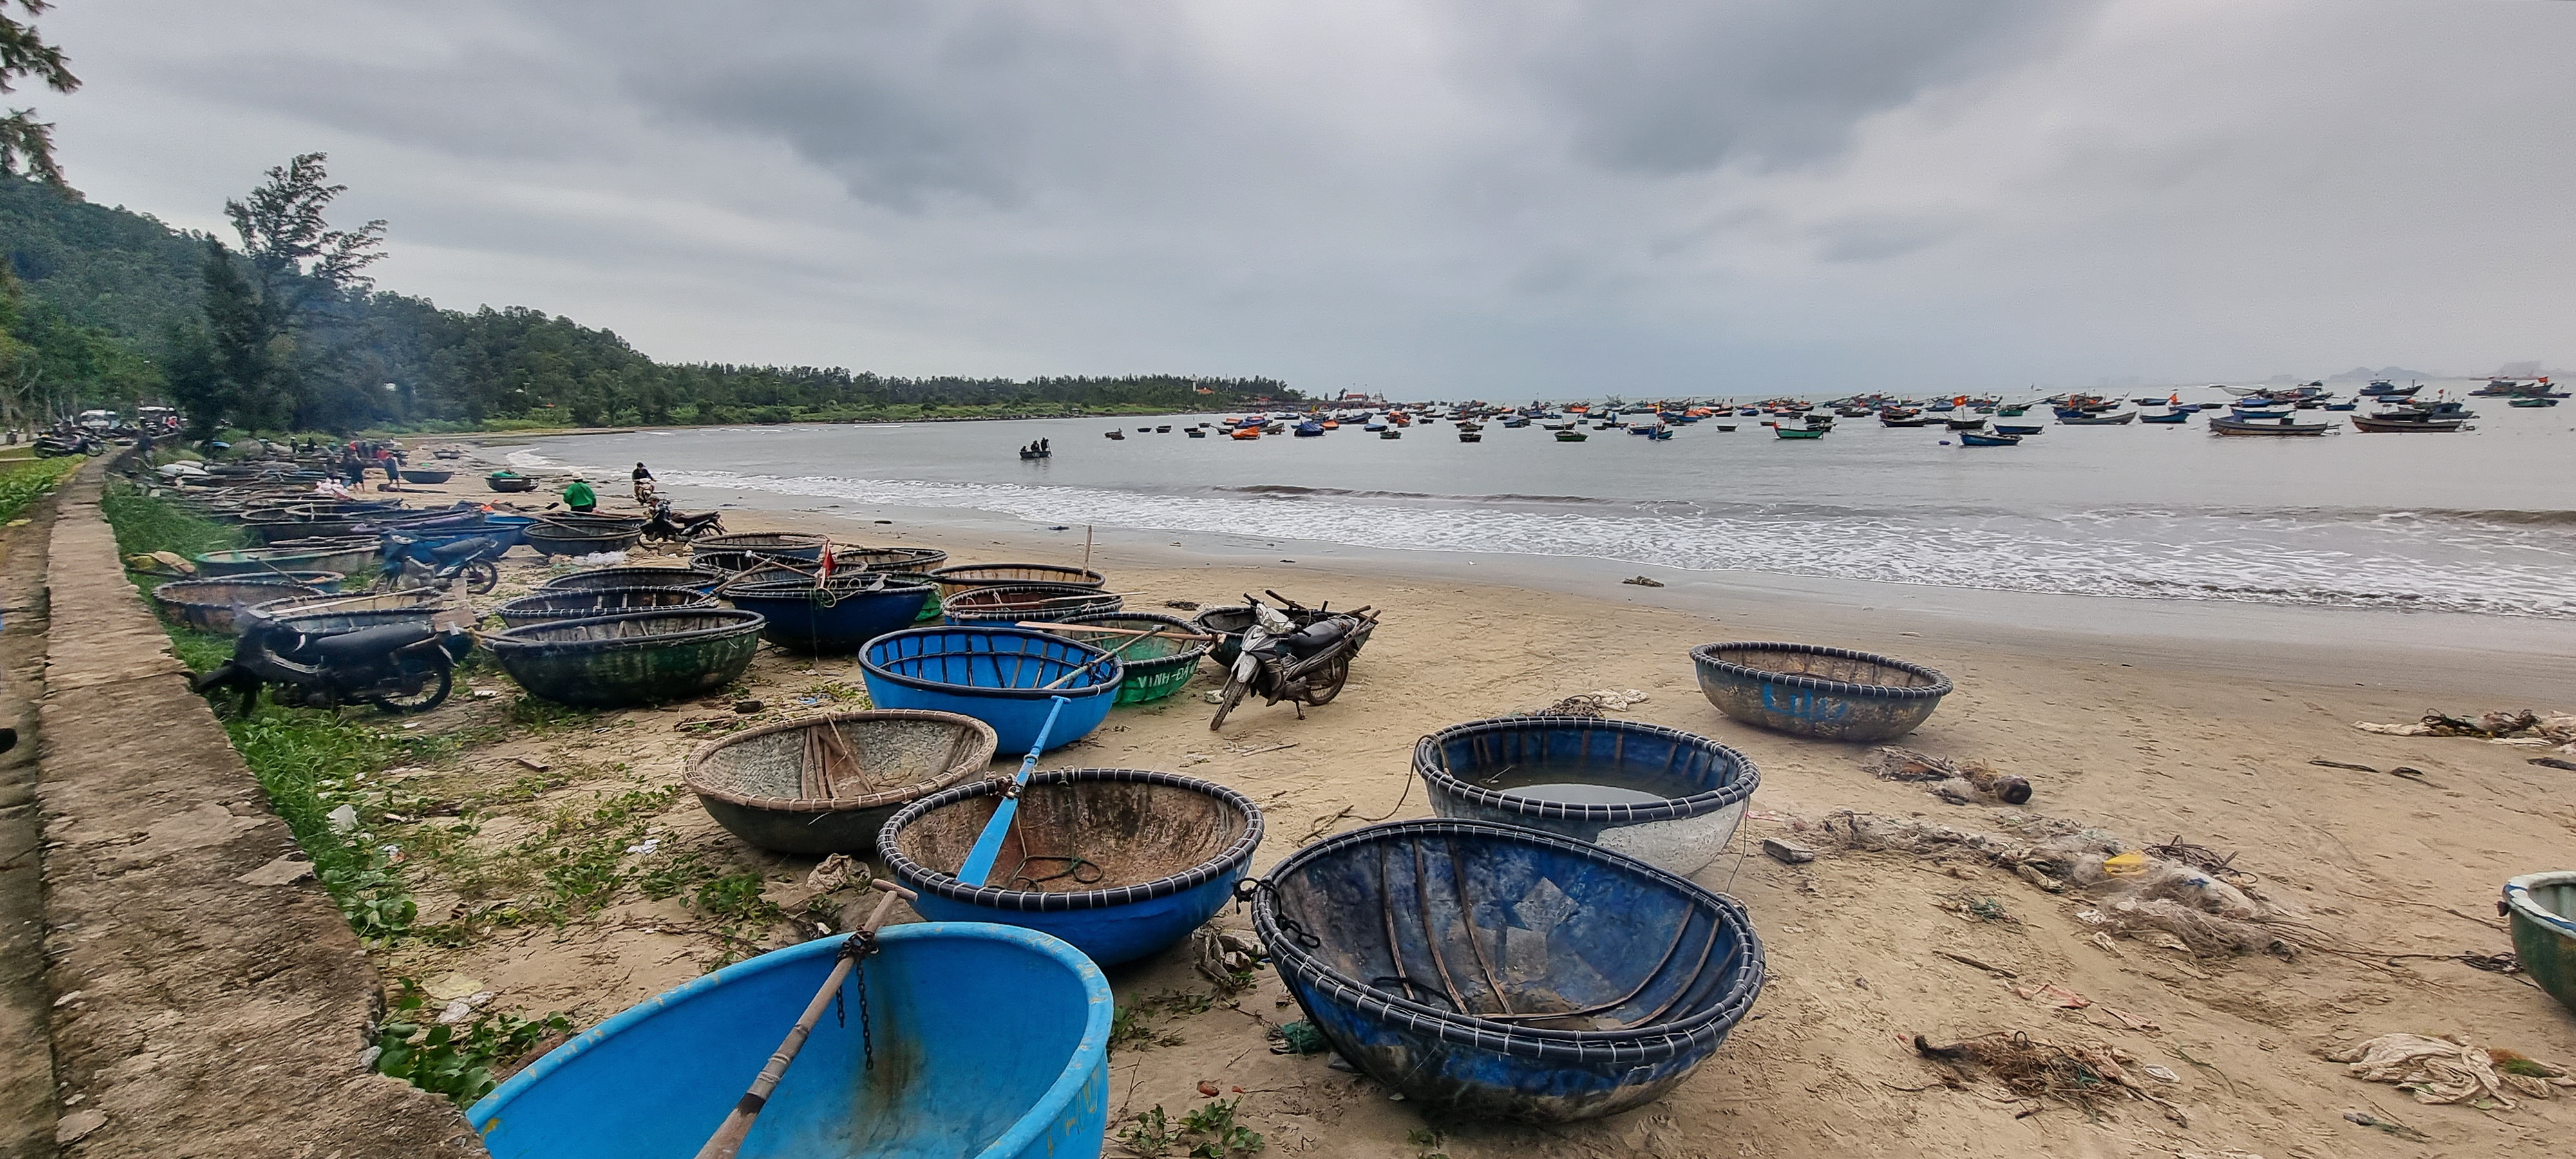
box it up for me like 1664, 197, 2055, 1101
512, 390, 2576, 619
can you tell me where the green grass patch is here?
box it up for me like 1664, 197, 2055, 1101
374, 978, 572, 1106
0, 457, 80, 524
101, 481, 241, 560
225, 708, 457, 941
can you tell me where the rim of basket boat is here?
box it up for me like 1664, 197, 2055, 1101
1689, 641, 1952, 699
690, 531, 828, 548
683, 709, 999, 812
1045, 611, 1213, 668
723, 575, 936, 601
540, 566, 715, 590
1412, 715, 1759, 824
928, 562, 1108, 588
486, 607, 767, 649
494, 587, 716, 622
878, 768, 1265, 912
858, 627, 1124, 697
1251, 818, 1765, 1055
2505, 871, 2576, 938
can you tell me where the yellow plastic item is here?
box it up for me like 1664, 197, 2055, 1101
2103, 852, 2150, 878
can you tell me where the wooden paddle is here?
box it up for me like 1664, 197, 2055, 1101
955, 695, 1070, 887
693, 880, 917, 1159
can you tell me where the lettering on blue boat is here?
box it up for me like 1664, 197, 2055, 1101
1759, 684, 1848, 722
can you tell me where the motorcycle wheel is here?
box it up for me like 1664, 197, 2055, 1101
1209, 675, 1250, 730
462, 561, 499, 594
369, 664, 453, 713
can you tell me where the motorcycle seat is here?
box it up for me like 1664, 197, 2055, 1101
431, 536, 500, 561
298, 622, 439, 661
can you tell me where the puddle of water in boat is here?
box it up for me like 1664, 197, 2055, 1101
1477, 760, 1672, 806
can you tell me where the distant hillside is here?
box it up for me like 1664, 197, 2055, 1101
0, 176, 1296, 431
0, 179, 213, 342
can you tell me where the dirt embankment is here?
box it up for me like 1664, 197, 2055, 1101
33, 458, 478, 1158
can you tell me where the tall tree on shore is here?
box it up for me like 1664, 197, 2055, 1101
168, 153, 390, 434
1, 0, 78, 187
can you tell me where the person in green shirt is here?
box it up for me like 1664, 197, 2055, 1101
563, 478, 597, 513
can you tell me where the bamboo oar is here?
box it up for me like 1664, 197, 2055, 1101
956, 695, 1070, 887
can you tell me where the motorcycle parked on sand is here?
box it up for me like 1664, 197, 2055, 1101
642, 500, 727, 543
1209, 592, 1377, 729
190, 607, 474, 715
374, 534, 506, 594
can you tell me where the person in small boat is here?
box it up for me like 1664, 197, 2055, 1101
563, 476, 598, 514
632, 462, 657, 505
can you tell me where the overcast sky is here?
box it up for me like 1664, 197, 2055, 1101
35, 1, 2576, 393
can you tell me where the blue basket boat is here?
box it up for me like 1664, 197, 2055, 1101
1250, 819, 1763, 1122
723, 575, 935, 655
468, 923, 1112, 1159
878, 769, 1264, 965
860, 628, 1122, 753
1414, 717, 1759, 876
1689, 641, 1951, 742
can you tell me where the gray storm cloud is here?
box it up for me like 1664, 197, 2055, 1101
35, 1, 2576, 391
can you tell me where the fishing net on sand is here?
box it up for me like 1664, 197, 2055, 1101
1912, 1032, 2181, 1120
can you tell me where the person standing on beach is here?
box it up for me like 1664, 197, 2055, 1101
632, 462, 657, 506
563, 477, 597, 514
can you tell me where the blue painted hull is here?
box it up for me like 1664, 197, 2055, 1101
726, 584, 931, 655
912, 871, 1239, 966
468, 923, 1112, 1159
861, 628, 1121, 753
1689, 641, 1950, 742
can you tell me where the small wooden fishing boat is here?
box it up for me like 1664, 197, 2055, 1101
1459, 431, 1482, 443
2348, 412, 2466, 432
1993, 423, 2043, 435
2057, 411, 2137, 425
1416, 717, 1757, 875
467, 924, 1112, 1159
1772, 426, 1824, 439
2509, 397, 2560, 408
2505, 871, 2576, 1016
430, 448, 463, 460
1643, 426, 1673, 440
1379, 429, 1401, 439
1713, 423, 1736, 431
1104, 429, 1124, 440
1184, 427, 1207, 437
1879, 415, 1930, 427
2210, 415, 2332, 436
1555, 430, 1588, 442
486, 471, 538, 493
1997, 405, 2027, 416
860, 627, 1122, 753
1956, 431, 2021, 446
1690, 641, 1950, 742
488, 609, 766, 707
1156, 425, 1173, 433
398, 468, 454, 484
880, 769, 1264, 965
1229, 427, 1260, 440
1019, 447, 1053, 458
1943, 416, 1987, 431
929, 562, 1106, 597
686, 710, 996, 855
1251, 819, 1764, 1122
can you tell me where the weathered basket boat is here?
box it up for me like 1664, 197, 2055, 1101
927, 563, 1107, 598
488, 609, 765, 707
688, 531, 829, 573
466, 924, 1111, 1159
830, 545, 949, 574
884, 572, 947, 623
492, 587, 714, 628
192, 540, 382, 579
248, 595, 478, 637
1250, 818, 1765, 1122
723, 575, 936, 655
1192, 603, 1378, 668
542, 565, 720, 594
2505, 871, 2576, 1016
860, 628, 1122, 754
879, 769, 1264, 966
1041, 612, 1208, 704
1689, 641, 1951, 742
486, 471, 539, 493
942, 583, 1123, 627
524, 519, 644, 557
685, 710, 996, 855
274, 569, 346, 592
1414, 717, 1761, 876
247, 589, 450, 622
151, 576, 323, 634
398, 467, 454, 484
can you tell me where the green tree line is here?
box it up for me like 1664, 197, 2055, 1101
2, 166, 1295, 436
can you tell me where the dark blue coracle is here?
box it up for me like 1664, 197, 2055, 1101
860, 627, 1122, 753
1250, 818, 1763, 1122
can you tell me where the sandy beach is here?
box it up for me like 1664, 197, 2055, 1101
354, 453, 2576, 1158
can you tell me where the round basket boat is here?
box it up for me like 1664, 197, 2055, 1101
688, 531, 828, 573
248, 597, 478, 637
927, 563, 1107, 598
860, 627, 1122, 754
1041, 612, 1209, 704
685, 710, 997, 855
193, 540, 382, 579
942, 583, 1124, 627
486, 473, 538, 493
151, 576, 323, 635
274, 569, 346, 592
883, 572, 947, 623
466, 925, 1111, 1159
879, 769, 1264, 965
398, 467, 454, 484
1414, 717, 1759, 876
2505, 871, 2576, 1016
488, 608, 765, 707
524, 520, 645, 557
492, 586, 714, 628
1251, 818, 1765, 1122
1193, 603, 1378, 668
723, 575, 936, 655
542, 565, 719, 594
248, 589, 451, 622
1688, 641, 1951, 742
833, 545, 949, 574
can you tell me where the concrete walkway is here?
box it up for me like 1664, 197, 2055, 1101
1, 478, 62, 1158
33, 460, 478, 1157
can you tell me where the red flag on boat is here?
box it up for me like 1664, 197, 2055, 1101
817, 540, 833, 583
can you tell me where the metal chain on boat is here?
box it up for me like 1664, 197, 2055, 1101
1233, 878, 1319, 948
836, 928, 883, 1071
